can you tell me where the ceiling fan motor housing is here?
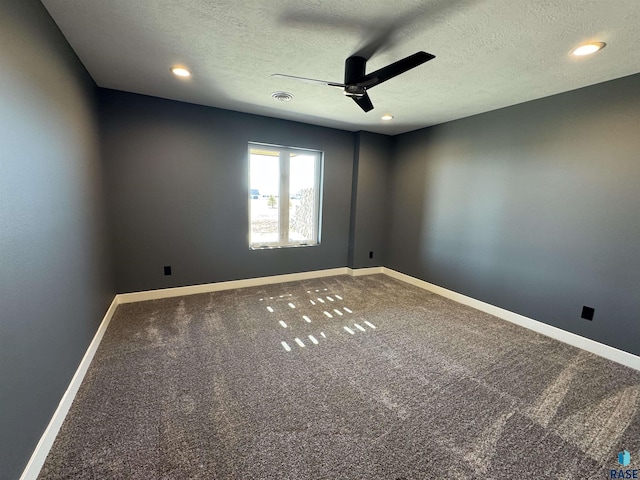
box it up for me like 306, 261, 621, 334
344, 56, 367, 95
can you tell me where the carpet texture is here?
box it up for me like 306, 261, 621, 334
38, 274, 640, 479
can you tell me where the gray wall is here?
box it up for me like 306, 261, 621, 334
0, 1, 114, 478
388, 73, 640, 356
348, 132, 393, 268
99, 90, 356, 293
3, 3, 639, 474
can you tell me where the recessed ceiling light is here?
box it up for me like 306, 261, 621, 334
571, 42, 606, 57
171, 67, 191, 77
381, 114, 394, 121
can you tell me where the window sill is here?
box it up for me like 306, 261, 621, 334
250, 243, 320, 251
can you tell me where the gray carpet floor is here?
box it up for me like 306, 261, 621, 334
39, 274, 640, 479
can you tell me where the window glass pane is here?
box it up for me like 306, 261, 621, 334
248, 143, 322, 249
249, 150, 279, 245
289, 153, 317, 243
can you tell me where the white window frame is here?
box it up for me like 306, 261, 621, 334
248, 142, 323, 249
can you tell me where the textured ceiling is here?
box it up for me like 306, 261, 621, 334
41, 0, 640, 135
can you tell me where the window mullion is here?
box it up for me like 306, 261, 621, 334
312, 153, 321, 242
279, 151, 290, 245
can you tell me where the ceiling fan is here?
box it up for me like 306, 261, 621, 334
272, 51, 435, 112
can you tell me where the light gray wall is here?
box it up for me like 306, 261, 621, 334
99, 90, 356, 293
0, 1, 114, 478
348, 132, 393, 268
389, 73, 640, 356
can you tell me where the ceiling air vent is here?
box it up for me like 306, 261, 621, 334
271, 91, 294, 102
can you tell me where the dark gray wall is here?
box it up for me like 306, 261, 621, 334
0, 1, 114, 478
99, 90, 356, 293
4, 3, 639, 474
348, 132, 393, 268
389, 73, 640, 356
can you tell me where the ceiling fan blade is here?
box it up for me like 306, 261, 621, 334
353, 51, 435, 88
352, 93, 374, 112
271, 74, 344, 88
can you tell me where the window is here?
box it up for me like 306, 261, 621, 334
249, 143, 323, 248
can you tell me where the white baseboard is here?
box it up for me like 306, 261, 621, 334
118, 267, 350, 304
20, 296, 120, 480
22, 265, 639, 479
382, 268, 640, 372
347, 266, 384, 276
